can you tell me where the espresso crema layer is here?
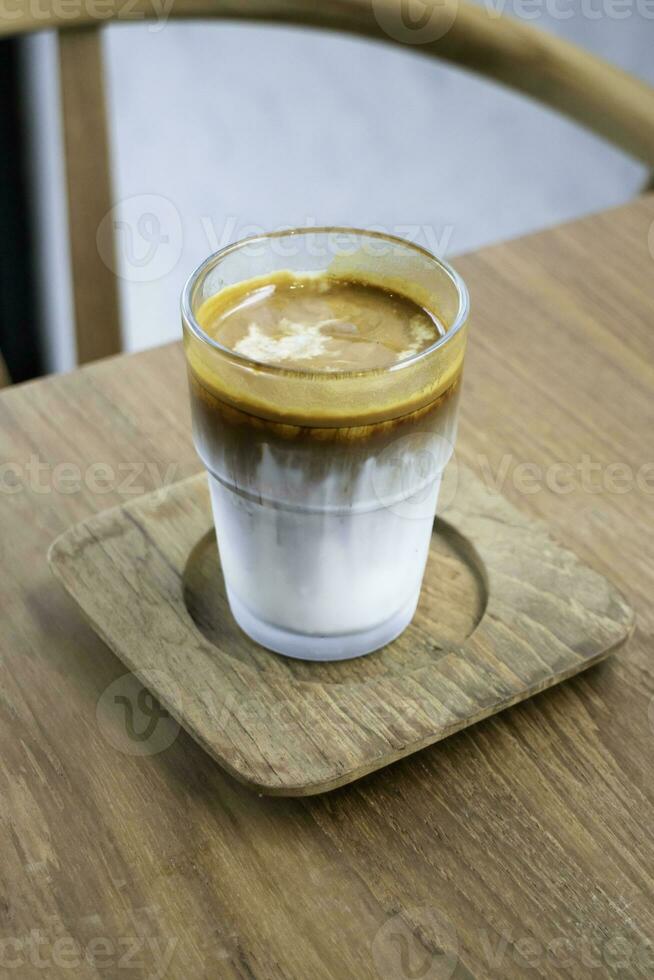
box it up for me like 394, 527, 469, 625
186, 270, 464, 431
197, 271, 444, 372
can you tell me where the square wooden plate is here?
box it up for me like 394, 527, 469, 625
48, 465, 634, 795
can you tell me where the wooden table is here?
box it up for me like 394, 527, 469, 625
1, 197, 653, 979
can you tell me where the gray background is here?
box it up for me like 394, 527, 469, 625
23, 7, 654, 372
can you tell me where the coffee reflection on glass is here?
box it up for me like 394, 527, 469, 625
181, 229, 469, 661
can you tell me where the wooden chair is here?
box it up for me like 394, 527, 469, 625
3, 0, 654, 385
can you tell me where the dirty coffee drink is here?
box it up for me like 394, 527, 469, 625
183, 231, 468, 661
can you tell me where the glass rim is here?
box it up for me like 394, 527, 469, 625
181, 226, 470, 379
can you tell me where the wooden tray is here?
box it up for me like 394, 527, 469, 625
48, 465, 634, 796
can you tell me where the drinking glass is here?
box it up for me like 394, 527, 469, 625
182, 229, 469, 661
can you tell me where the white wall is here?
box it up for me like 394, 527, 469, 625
24, 11, 654, 373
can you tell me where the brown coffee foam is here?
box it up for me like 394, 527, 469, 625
195, 271, 443, 373
184, 270, 466, 428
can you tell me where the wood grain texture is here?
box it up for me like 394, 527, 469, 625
58, 27, 122, 363
0, 197, 653, 975
0, 0, 651, 387
2, 0, 654, 166
48, 466, 633, 795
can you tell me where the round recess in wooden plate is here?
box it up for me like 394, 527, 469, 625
182, 519, 488, 686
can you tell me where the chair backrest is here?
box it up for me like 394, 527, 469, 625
5, 0, 654, 372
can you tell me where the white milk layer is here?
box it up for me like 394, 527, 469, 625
198, 426, 455, 661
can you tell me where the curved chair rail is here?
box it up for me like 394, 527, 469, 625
5, 0, 654, 372
5, 0, 654, 165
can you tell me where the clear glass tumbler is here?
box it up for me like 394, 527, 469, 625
182, 229, 469, 661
